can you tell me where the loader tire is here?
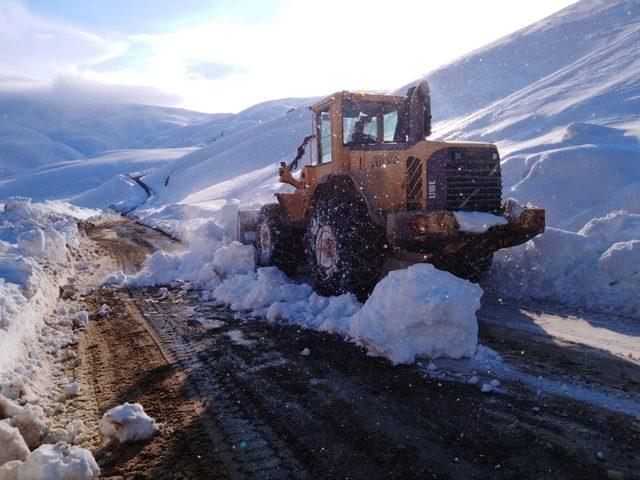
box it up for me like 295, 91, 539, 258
306, 194, 385, 299
256, 204, 303, 276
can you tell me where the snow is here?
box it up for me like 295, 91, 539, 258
211, 241, 255, 277
0, 422, 29, 466
213, 264, 481, 364
0, 460, 21, 480
10, 404, 49, 449
0, 395, 23, 419
486, 210, 640, 316
454, 212, 508, 233
14, 442, 99, 480
100, 402, 156, 443
346, 264, 481, 363
0, 198, 94, 377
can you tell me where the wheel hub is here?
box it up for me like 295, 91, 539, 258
315, 225, 338, 275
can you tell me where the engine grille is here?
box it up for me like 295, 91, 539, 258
445, 150, 502, 212
406, 156, 423, 211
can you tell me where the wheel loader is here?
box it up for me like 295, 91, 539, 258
237, 81, 545, 297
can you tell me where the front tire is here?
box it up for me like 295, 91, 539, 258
306, 195, 385, 298
256, 204, 303, 276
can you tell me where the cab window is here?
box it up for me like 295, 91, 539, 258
318, 109, 332, 164
343, 100, 399, 145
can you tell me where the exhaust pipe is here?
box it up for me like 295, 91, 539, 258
407, 81, 432, 142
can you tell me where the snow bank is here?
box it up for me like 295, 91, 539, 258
215, 264, 481, 364
14, 442, 99, 480
100, 402, 156, 443
347, 264, 481, 363
487, 211, 640, 316
454, 211, 508, 233
0, 197, 99, 422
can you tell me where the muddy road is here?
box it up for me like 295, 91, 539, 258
75, 220, 640, 479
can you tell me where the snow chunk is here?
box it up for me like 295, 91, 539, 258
598, 240, 640, 285
348, 264, 482, 364
0, 460, 21, 480
17, 230, 45, 257
211, 241, 255, 277
0, 422, 29, 466
10, 405, 49, 449
300, 348, 310, 357
17, 442, 99, 480
454, 211, 508, 233
98, 304, 110, 316
0, 394, 23, 419
100, 403, 156, 443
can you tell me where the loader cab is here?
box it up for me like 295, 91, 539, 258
310, 86, 430, 173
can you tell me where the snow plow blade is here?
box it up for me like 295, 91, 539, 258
237, 210, 260, 244
386, 204, 545, 262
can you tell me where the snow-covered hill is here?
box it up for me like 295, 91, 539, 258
0, 0, 638, 313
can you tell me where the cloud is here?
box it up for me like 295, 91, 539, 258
0, 74, 181, 107
0, 1, 124, 80
184, 61, 247, 80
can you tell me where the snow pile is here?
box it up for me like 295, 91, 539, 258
487, 210, 640, 316
211, 241, 255, 277
214, 264, 481, 364
214, 267, 313, 313
11, 442, 99, 480
100, 402, 156, 443
454, 211, 508, 233
347, 264, 481, 363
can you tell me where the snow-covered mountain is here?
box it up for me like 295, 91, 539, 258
1, 0, 639, 233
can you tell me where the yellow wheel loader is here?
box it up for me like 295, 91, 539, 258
238, 82, 545, 297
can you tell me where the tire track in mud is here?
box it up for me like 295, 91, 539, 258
128, 288, 640, 479
81, 220, 640, 479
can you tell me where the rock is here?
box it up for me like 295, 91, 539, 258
467, 376, 480, 385
60, 285, 77, 300
99, 304, 111, 316
481, 384, 493, 393
64, 383, 79, 398
607, 470, 626, 480
73, 311, 89, 328
489, 379, 501, 388
42, 428, 70, 445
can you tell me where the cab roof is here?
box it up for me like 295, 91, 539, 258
310, 91, 404, 112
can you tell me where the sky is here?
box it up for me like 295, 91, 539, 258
0, 0, 578, 113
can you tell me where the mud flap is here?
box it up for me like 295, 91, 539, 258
237, 210, 260, 245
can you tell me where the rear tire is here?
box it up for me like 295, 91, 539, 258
306, 194, 385, 298
256, 204, 303, 276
